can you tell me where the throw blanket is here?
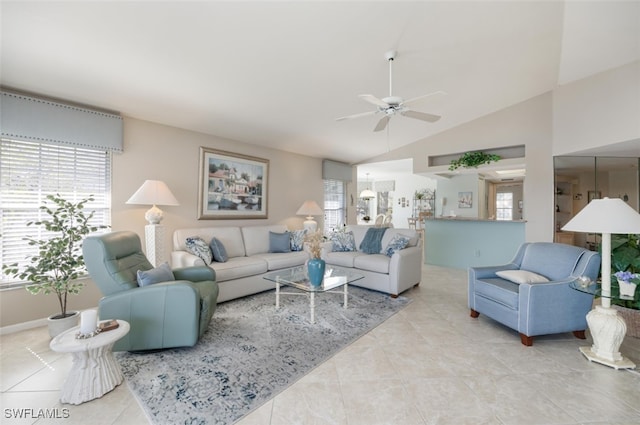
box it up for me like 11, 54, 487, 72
359, 227, 387, 254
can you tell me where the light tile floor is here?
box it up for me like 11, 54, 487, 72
2, 265, 639, 424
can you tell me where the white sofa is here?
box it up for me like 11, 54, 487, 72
172, 225, 308, 302
322, 225, 422, 297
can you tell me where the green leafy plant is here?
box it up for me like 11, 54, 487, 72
449, 151, 501, 171
2, 194, 107, 319
610, 233, 640, 310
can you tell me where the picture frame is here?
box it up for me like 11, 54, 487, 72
588, 191, 601, 203
458, 192, 472, 208
198, 147, 269, 219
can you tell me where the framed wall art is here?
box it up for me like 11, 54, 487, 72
198, 147, 269, 219
458, 191, 472, 208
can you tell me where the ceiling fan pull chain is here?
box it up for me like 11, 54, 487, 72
388, 55, 393, 97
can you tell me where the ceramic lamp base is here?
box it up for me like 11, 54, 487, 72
581, 305, 636, 370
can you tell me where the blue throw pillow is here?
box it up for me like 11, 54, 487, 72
137, 262, 175, 287
383, 234, 410, 257
359, 227, 388, 254
289, 229, 307, 252
269, 231, 291, 253
185, 236, 213, 264
209, 237, 228, 262
331, 231, 356, 252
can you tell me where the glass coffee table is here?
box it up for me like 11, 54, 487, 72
263, 265, 364, 323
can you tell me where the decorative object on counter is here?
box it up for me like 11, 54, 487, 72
562, 198, 640, 368
448, 151, 501, 171
2, 194, 107, 338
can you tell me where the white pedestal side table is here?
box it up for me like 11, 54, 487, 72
50, 320, 130, 404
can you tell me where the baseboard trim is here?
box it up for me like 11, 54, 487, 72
0, 318, 47, 335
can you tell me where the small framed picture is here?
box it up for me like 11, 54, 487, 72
458, 192, 472, 208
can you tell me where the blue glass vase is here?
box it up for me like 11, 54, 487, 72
307, 258, 325, 287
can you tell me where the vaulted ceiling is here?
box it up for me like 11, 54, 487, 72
2, 1, 638, 164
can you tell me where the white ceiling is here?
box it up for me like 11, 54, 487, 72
2, 1, 639, 167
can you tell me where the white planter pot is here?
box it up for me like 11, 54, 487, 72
619, 281, 638, 298
47, 311, 79, 338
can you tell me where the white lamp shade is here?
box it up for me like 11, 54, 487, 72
296, 200, 323, 217
360, 189, 375, 199
126, 180, 179, 206
562, 198, 640, 234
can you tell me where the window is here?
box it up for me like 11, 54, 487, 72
323, 179, 346, 234
496, 192, 513, 221
1, 138, 111, 287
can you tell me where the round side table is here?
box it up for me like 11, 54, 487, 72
50, 319, 130, 405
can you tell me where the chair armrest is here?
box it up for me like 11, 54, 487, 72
173, 266, 216, 282
171, 250, 206, 267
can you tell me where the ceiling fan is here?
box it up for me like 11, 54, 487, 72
337, 50, 444, 132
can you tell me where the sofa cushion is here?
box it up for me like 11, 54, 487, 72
208, 257, 268, 282
209, 237, 228, 263
496, 270, 549, 284
353, 254, 390, 274
253, 251, 308, 271
242, 225, 288, 256
136, 262, 175, 287
324, 251, 365, 268
174, 227, 245, 258
330, 231, 356, 252
185, 237, 213, 265
269, 231, 291, 253
382, 234, 410, 257
359, 227, 388, 254
475, 278, 520, 310
289, 229, 307, 252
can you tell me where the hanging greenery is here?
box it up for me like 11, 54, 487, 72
449, 151, 501, 171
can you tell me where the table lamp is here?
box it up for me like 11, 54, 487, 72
296, 200, 323, 232
562, 197, 640, 369
127, 180, 179, 266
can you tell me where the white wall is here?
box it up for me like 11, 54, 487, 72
436, 174, 479, 217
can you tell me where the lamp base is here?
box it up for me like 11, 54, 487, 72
580, 305, 636, 370
303, 217, 317, 233
144, 205, 164, 224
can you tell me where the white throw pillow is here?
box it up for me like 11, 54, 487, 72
496, 270, 549, 284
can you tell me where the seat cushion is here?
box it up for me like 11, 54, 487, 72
353, 254, 390, 274
209, 257, 268, 282
324, 251, 365, 268
475, 278, 520, 310
253, 251, 308, 270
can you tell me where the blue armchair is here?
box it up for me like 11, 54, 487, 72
468, 242, 600, 346
83, 231, 219, 351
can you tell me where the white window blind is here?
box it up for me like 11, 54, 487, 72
1, 138, 111, 287
496, 192, 513, 221
323, 179, 346, 234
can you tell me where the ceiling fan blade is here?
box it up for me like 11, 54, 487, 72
336, 110, 378, 121
374, 115, 391, 132
359, 94, 389, 108
401, 109, 441, 123
402, 90, 447, 106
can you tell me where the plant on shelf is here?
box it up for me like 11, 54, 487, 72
611, 233, 640, 310
2, 194, 107, 335
449, 151, 501, 171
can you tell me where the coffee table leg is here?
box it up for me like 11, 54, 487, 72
310, 292, 315, 324
275, 278, 280, 309
344, 284, 348, 309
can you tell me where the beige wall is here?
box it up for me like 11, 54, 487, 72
1, 117, 323, 328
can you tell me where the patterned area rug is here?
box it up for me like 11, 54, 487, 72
116, 285, 410, 425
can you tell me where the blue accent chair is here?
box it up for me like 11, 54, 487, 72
83, 231, 219, 352
468, 242, 600, 346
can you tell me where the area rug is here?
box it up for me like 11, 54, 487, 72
116, 286, 410, 425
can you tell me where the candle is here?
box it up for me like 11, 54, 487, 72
80, 310, 97, 334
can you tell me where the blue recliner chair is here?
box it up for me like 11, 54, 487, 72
468, 242, 600, 346
83, 231, 219, 351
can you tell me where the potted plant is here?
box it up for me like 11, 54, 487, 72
610, 233, 640, 338
2, 194, 106, 337
449, 151, 501, 171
